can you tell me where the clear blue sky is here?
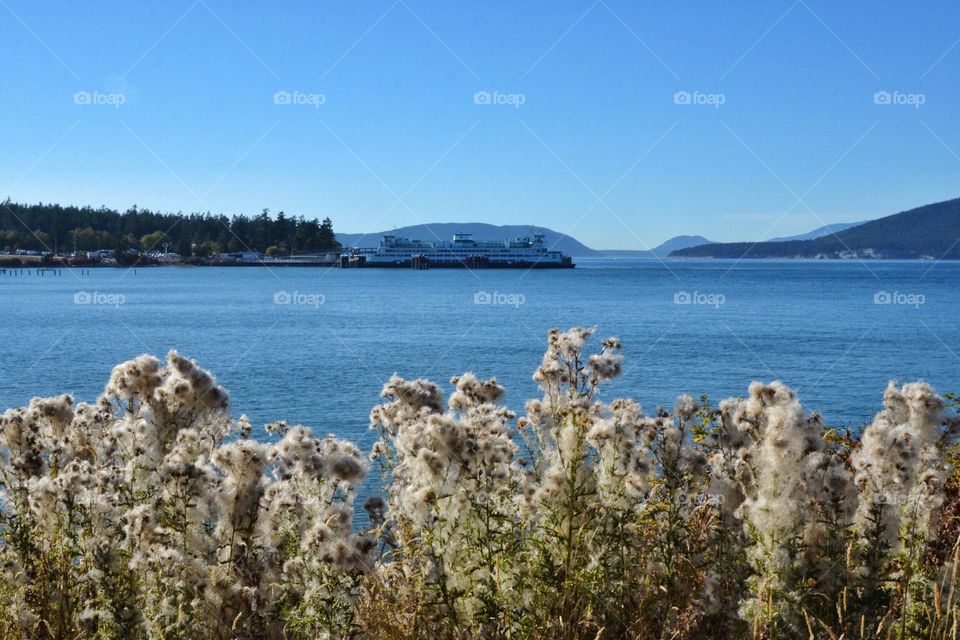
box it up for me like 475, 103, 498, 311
1, 1, 958, 249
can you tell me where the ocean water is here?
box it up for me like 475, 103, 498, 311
1, 259, 959, 454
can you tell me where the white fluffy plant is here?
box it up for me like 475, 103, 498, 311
710, 381, 857, 634
853, 382, 951, 552
369, 372, 522, 635
258, 423, 374, 639
0, 351, 374, 640
522, 329, 724, 635
851, 381, 957, 632
514, 328, 612, 633
368, 328, 643, 637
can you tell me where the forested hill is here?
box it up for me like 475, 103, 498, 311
0, 201, 340, 256
670, 197, 960, 259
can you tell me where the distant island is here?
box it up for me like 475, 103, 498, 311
671, 197, 960, 260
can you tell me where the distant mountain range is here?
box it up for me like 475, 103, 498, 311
337, 224, 711, 258
647, 235, 714, 257
768, 222, 863, 242
670, 197, 960, 259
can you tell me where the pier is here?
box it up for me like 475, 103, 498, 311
2, 267, 93, 276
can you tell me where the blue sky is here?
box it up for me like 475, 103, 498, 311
1, 0, 958, 248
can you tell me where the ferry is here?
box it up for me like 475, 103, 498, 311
342, 233, 574, 269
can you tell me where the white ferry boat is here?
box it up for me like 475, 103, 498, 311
343, 233, 574, 269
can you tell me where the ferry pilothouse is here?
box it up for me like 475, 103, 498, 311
341, 233, 575, 269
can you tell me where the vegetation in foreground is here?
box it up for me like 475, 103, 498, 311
1, 328, 959, 639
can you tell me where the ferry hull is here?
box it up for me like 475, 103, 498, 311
362, 259, 574, 269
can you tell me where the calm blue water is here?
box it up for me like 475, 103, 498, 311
2, 260, 958, 453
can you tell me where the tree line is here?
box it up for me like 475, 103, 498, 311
0, 200, 341, 257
